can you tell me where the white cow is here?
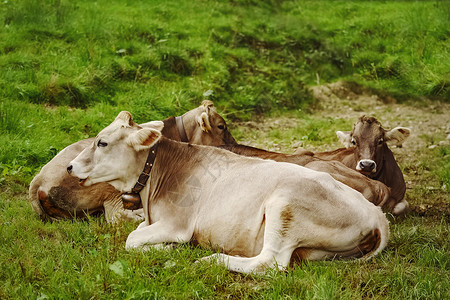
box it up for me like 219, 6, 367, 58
68, 111, 389, 273
29, 100, 236, 222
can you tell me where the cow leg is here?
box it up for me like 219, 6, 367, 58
136, 220, 149, 229
392, 199, 409, 215
200, 200, 297, 274
125, 221, 192, 250
200, 244, 295, 274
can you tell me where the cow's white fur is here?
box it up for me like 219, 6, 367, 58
69, 111, 390, 273
336, 130, 352, 148
29, 101, 234, 223
385, 127, 411, 147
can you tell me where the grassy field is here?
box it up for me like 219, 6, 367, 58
0, 0, 449, 299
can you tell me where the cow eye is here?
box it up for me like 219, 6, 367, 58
218, 124, 225, 130
97, 140, 108, 147
378, 139, 384, 145
351, 139, 356, 145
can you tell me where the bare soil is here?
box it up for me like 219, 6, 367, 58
310, 81, 450, 151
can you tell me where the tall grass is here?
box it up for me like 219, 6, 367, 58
1, 0, 448, 114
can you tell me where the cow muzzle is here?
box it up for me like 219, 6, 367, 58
67, 163, 90, 185
356, 159, 377, 173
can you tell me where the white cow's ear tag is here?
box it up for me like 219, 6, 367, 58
122, 193, 142, 210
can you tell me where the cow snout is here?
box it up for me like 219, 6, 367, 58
357, 159, 376, 173
67, 164, 73, 174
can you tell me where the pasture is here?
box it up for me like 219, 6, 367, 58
0, 0, 449, 299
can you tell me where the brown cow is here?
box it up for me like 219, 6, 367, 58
29, 100, 236, 222
312, 116, 410, 215
67, 111, 389, 274
220, 144, 390, 207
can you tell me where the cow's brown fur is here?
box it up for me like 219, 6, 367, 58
314, 116, 408, 214
280, 206, 294, 237
219, 144, 390, 207
148, 141, 201, 208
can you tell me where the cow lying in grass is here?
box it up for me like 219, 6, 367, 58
312, 116, 410, 215
67, 111, 389, 273
29, 101, 236, 222
220, 144, 390, 207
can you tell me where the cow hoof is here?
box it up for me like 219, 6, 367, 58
126, 243, 174, 252
196, 254, 229, 266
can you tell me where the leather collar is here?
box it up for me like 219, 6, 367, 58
122, 143, 158, 210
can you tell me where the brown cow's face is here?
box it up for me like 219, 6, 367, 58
337, 116, 410, 174
350, 118, 385, 174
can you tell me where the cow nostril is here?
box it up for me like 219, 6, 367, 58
359, 160, 376, 171
67, 165, 73, 174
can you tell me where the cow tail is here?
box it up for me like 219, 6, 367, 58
359, 211, 390, 259
29, 176, 45, 216
335, 210, 389, 260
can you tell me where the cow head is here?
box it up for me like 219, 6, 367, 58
67, 111, 164, 192
337, 116, 410, 174
182, 100, 236, 145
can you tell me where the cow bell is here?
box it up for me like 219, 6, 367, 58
122, 193, 142, 210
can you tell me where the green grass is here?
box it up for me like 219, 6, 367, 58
0, 0, 448, 173
1, 109, 448, 298
1, 0, 449, 112
0, 0, 449, 298
1, 0, 449, 172
0, 188, 447, 299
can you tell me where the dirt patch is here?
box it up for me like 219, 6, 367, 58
411, 202, 450, 218
310, 80, 450, 151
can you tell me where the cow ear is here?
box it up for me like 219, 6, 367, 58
139, 120, 164, 132
385, 127, 411, 147
115, 111, 135, 126
201, 100, 215, 110
127, 128, 162, 151
336, 131, 352, 148
196, 100, 216, 132
197, 112, 212, 132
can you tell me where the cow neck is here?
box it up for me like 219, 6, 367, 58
147, 137, 204, 203
122, 143, 158, 210
368, 162, 384, 181
368, 145, 387, 181
175, 116, 189, 143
